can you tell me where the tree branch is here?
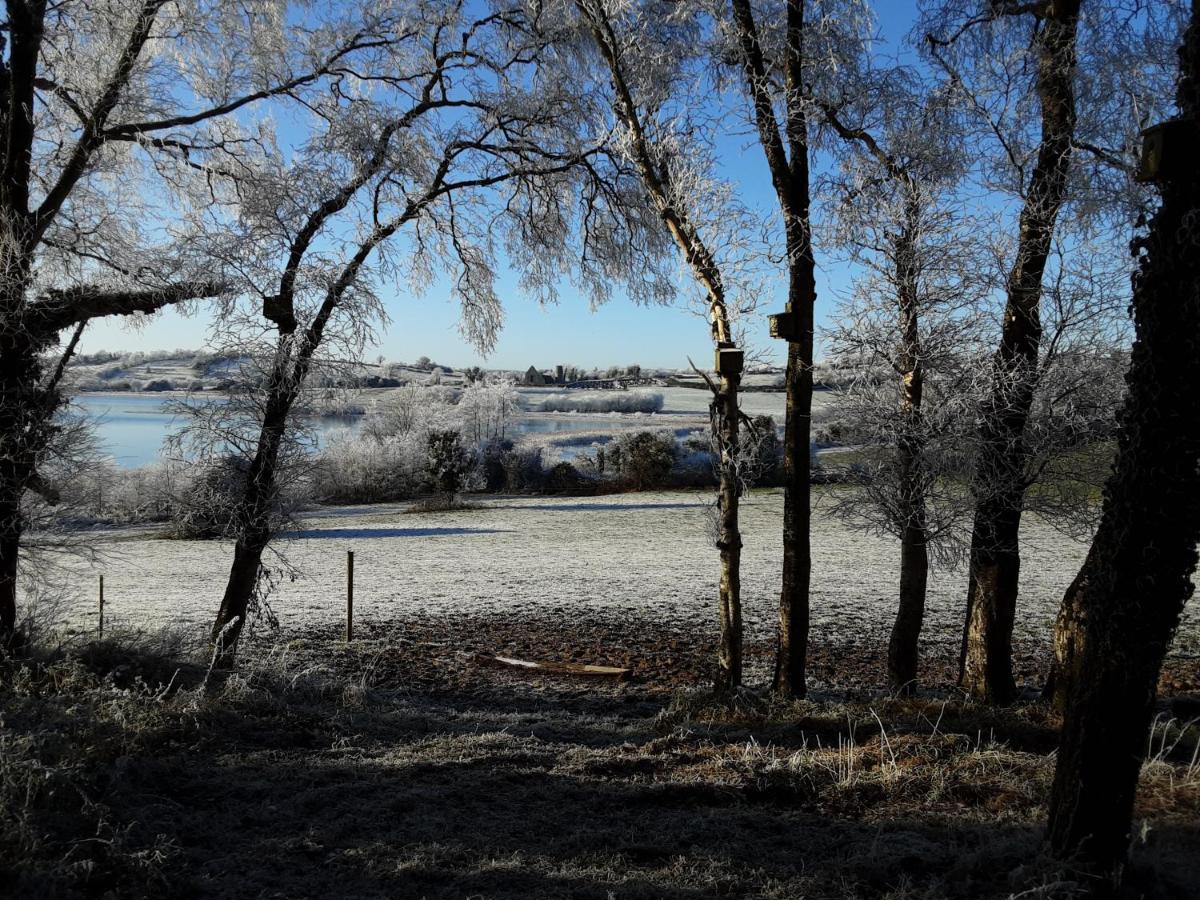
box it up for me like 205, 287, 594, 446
27, 279, 227, 337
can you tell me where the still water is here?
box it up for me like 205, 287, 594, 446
70, 394, 616, 468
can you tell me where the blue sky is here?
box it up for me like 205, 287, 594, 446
79, 1, 923, 371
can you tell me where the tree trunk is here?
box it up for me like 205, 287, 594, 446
888, 195, 929, 696
890, 516, 928, 693
1046, 10, 1200, 884
960, 499, 1022, 703
209, 360, 295, 666
890, 421, 929, 695
0, 316, 40, 649
211, 534, 271, 665
1044, 559, 1088, 710
715, 371, 743, 693
959, 0, 1080, 704
0, 504, 20, 647
775, 335, 813, 698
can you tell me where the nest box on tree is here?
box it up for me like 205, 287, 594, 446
715, 341, 744, 377
768, 311, 801, 342
1136, 118, 1196, 184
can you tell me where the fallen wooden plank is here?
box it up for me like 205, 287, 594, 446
486, 654, 631, 679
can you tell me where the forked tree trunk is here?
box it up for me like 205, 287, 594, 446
1046, 10, 1200, 885
960, 0, 1080, 704
715, 371, 743, 693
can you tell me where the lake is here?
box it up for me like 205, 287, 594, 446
69, 394, 627, 468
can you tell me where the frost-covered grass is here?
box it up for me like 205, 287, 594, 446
3, 625, 1197, 899
38, 489, 1199, 674
537, 390, 665, 414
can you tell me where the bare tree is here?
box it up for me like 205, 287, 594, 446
818, 61, 990, 694
571, 0, 758, 692
1046, 5, 1200, 884
926, 0, 1084, 705
206, 0, 661, 664
0, 0, 398, 646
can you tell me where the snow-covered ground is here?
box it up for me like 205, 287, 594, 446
38, 489, 1198, 660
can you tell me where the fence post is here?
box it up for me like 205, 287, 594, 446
98, 574, 105, 638
346, 550, 354, 642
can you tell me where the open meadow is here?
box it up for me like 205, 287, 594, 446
7, 489, 1200, 899
46, 487, 1184, 677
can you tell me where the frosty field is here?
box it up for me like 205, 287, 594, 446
42, 489, 1200, 679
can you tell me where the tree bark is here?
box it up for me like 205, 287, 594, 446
0, 298, 42, 649
775, 333, 812, 697
0, 504, 20, 646
724, 0, 816, 700
959, 0, 1080, 704
715, 371, 743, 693
1046, 9, 1200, 885
209, 357, 295, 666
885, 193, 930, 695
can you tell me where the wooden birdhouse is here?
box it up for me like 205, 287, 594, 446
768, 311, 800, 342
1136, 118, 1195, 184
715, 342, 744, 376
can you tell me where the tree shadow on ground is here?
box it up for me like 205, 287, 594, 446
283, 526, 512, 539
78, 671, 1196, 900
493, 502, 704, 512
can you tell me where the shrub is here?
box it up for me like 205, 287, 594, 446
747, 415, 781, 485
474, 439, 514, 492
545, 461, 587, 494
426, 429, 466, 498
503, 447, 546, 492
141, 378, 175, 392
169, 457, 251, 539
614, 430, 675, 490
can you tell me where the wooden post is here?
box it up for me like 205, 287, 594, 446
346, 550, 354, 642
98, 574, 105, 638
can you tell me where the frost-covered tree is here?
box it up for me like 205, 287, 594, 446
458, 378, 520, 446
715, 0, 872, 698
818, 59, 991, 694
555, 0, 765, 692
1047, 6, 1200, 882
0, 0, 389, 645
921, 0, 1187, 703
206, 0, 675, 663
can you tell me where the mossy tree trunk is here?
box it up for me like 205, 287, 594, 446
1046, 6, 1200, 885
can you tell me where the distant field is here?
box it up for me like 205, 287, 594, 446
39, 489, 1196, 679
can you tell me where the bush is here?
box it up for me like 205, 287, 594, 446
613, 430, 675, 490
747, 415, 781, 485
475, 439, 514, 492
538, 391, 663, 414
170, 457, 251, 539
141, 378, 175, 392
545, 461, 587, 494
503, 447, 546, 493
426, 430, 466, 498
